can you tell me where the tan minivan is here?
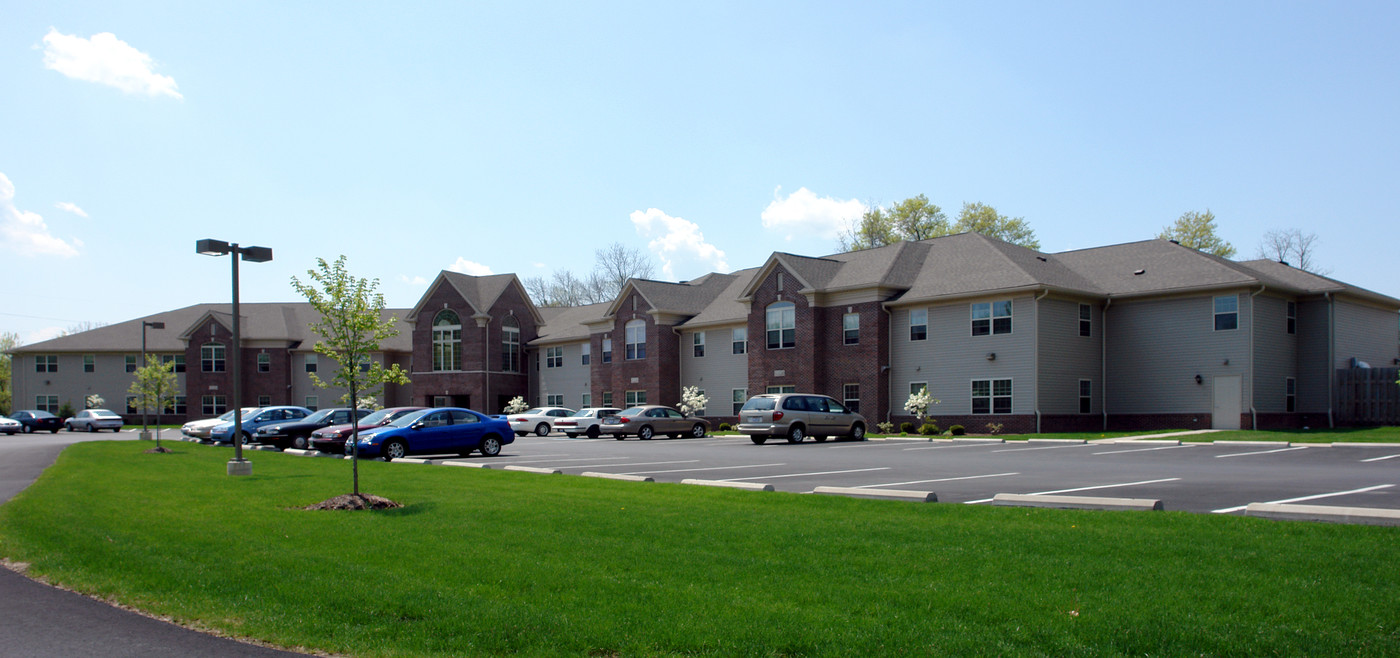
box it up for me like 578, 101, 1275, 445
736, 393, 868, 445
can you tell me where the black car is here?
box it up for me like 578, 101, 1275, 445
253, 407, 371, 450
10, 410, 63, 433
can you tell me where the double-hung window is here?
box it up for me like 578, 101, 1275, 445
1214, 295, 1239, 331
161, 354, 186, 372
202, 395, 227, 415
972, 379, 1012, 414
732, 389, 746, 415
843, 313, 859, 345
602, 338, 613, 363
36, 355, 58, 372
581, 343, 590, 365
83, 355, 95, 373
625, 390, 647, 406
545, 346, 563, 368
1079, 380, 1092, 414
732, 328, 747, 354
305, 354, 318, 373
201, 343, 225, 372
546, 394, 564, 406
1285, 377, 1296, 412
257, 352, 271, 373
625, 320, 646, 360
1079, 304, 1092, 337
843, 383, 860, 413
909, 309, 927, 341
693, 331, 705, 357
972, 301, 1012, 336
766, 302, 795, 349
126, 355, 137, 373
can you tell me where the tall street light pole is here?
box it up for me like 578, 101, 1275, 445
140, 320, 165, 440
196, 239, 273, 476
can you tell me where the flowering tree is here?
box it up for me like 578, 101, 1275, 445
503, 396, 530, 414
904, 388, 940, 424
85, 393, 104, 409
678, 386, 708, 417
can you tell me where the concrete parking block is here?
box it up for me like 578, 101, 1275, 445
1213, 440, 1291, 447
952, 438, 1005, 444
1102, 438, 1182, 445
681, 479, 774, 491
283, 449, 317, 456
252, 445, 279, 451
813, 486, 936, 502
386, 458, 433, 465
1330, 442, 1400, 448
1027, 438, 1087, 445
1244, 502, 1400, 526
992, 493, 1164, 511
504, 465, 562, 474
582, 472, 654, 482
440, 460, 491, 468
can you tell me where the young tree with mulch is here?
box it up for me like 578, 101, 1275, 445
127, 355, 178, 452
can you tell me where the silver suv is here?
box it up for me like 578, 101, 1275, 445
736, 393, 868, 445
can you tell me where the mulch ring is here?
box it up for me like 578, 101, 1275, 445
143, 446, 173, 453
303, 494, 403, 511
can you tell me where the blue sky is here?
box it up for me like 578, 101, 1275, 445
4, 1, 1398, 344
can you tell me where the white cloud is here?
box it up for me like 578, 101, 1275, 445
447, 258, 493, 276
55, 201, 88, 217
629, 208, 728, 280
399, 274, 428, 286
26, 327, 64, 344
760, 186, 867, 241
0, 173, 80, 257
42, 28, 182, 100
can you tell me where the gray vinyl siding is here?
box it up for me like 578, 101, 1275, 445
536, 341, 590, 408
680, 327, 748, 416
1333, 300, 1400, 369
12, 352, 187, 415
1251, 295, 1297, 413
1037, 299, 1101, 414
1295, 299, 1330, 413
1106, 293, 1252, 414
890, 295, 1035, 415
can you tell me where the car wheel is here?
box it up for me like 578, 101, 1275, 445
63, 422, 71, 432
293, 435, 308, 450
50, 428, 59, 434
23, 425, 32, 433
89, 424, 98, 433
690, 423, 706, 438
638, 425, 654, 440
851, 423, 867, 441
383, 439, 407, 461
751, 435, 768, 445
786, 425, 805, 444
480, 435, 502, 457
813, 435, 828, 443
586, 426, 600, 439
241, 432, 253, 446
614, 434, 626, 440
534, 423, 550, 437
565, 433, 578, 438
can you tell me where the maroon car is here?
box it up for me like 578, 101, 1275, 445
309, 406, 427, 453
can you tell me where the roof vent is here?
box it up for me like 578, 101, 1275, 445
1133, 269, 1145, 276
1169, 240, 1180, 245
1036, 256, 1047, 262
1279, 260, 1290, 267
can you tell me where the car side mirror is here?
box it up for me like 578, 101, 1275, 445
411, 422, 425, 430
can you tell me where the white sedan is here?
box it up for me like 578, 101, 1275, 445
0, 416, 21, 435
181, 407, 257, 441
505, 407, 576, 437
554, 407, 623, 438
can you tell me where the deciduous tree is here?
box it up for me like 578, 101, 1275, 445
1159, 209, 1236, 258
127, 355, 178, 450
1257, 228, 1328, 274
0, 331, 18, 415
954, 202, 1040, 249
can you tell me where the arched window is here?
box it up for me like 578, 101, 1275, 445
502, 316, 521, 372
201, 342, 226, 372
625, 319, 646, 360
432, 310, 461, 371
766, 302, 795, 349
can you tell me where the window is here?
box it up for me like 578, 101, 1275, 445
432, 310, 461, 371
358, 356, 372, 373
767, 385, 796, 394
169, 395, 187, 415
202, 395, 227, 415
1079, 304, 1092, 337
257, 352, 271, 373
972, 301, 1013, 336
502, 316, 521, 372
160, 354, 186, 372
1214, 295, 1238, 331
844, 383, 860, 413
125, 396, 138, 414
766, 302, 795, 349
692, 389, 706, 416
776, 271, 784, 292
972, 379, 1012, 414
201, 343, 225, 372
546, 346, 563, 368
258, 395, 272, 407
37, 395, 58, 413
910, 381, 927, 397
732, 327, 747, 354
1286, 301, 1296, 335
546, 394, 564, 406
581, 343, 590, 365
732, 389, 747, 415
126, 355, 137, 373
305, 354, 318, 373
36, 355, 57, 372
602, 338, 613, 363
432, 396, 451, 407
625, 320, 646, 360
305, 396, 318, 411
1079, 380, 1092, 414
581, 393, 591, 408
910, 309, 927, 341
693, 331, 705, 357
83, 354, 95, 373
625, 390, 647, 406
1286, 377, 1296, 412
843, 313, 859, 345
602, 391, 613, 407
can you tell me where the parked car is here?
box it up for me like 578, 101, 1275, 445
0, 416, 22, 435
736, 393, 868, 445
64, 409, 125, 433
254, 407, 372, 450
505, 407, 576, 437
209, 406, 313, 445
602, 405, 709, 440
310, 406, 427, 454
347, 407, 513, 461
9, 410, 62, 434
554, 407, 623, 438
181, 408, 257, 441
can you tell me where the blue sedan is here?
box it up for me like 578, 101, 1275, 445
348, 408, 512, 461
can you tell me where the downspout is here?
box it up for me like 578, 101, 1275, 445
1101, 297, 1112, 432
672, 326, 684, 407
883, 304, 893, 428
483, 322, 490, 412
1249, 286, 1265, 430
1326, 292, 1335, 428
1033, 289, 1049, 434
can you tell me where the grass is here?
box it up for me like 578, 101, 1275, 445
2, 442, 1398, 656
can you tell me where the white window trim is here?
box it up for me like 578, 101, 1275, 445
971, 378, 1013, 415
909, 309, 927, 341
1214, 295, 1239, 332
971, 300, 1013, 336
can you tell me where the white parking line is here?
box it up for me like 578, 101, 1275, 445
722, 467, 890, 482
490, 457, 630, 465
1215, 446, 1309, 459
964, 478, 1181, 504
1211, 484, 1395, 514
1361, 454, 1400, 463
621, 463, 786, 475
1092, 445, 1192, 456
902, 443, 997, 452
856, 472, 1019, 488
555, 460, 699, 470
992, 444, 1086, 454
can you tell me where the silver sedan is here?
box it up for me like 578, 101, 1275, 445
601, 405, 709, 441
65, 409, 125, 432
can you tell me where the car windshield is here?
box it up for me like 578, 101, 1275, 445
569, 409, 598, 417
384, 409, 433, 428
741, 397, 777, 411
302, 409, 336, 423
359, 408, 394, 425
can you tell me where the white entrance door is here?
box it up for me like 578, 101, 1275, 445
1212, 376, 1241, 430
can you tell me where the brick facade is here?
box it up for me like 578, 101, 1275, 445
410, 280, 536, 414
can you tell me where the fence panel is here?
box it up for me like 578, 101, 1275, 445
1335, 367, 1400, 425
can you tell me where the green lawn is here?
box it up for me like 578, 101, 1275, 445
1, 442, 1397, 656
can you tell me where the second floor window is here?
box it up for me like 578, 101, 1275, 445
625, 320, 646, 360
732, 327, 747, 354
257, 352, 271, 372
432, 310, 461, 371
1079, 304, 1092, 337
843, 313, 859, 345
581, 343, 590, 365
201, 343, 225, 372
36, 355, 58, 372
693, 331, 705, 357
546, 346, 563, 368
502, 316, 521, 372
766, 302, 795, 349
1214, 295, 1238, 331
910, 309, 927, 341
972, 301, 1012, 336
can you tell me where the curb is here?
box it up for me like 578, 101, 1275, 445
812, 486, 936, 502
952, 438, 1005, 444
681, 479, 774, 491
504, 465, 562, 475
582, 472, 654, 482
440, 460, 491, 468
1026, 438, 1087, 445
385, 458, 433, 465
1244, 503, 1400, 526
1102, 438, 1182, 445
991, 493, 1164, 511
1330, 442, 1400, 448
1212, 440, 1291, 447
